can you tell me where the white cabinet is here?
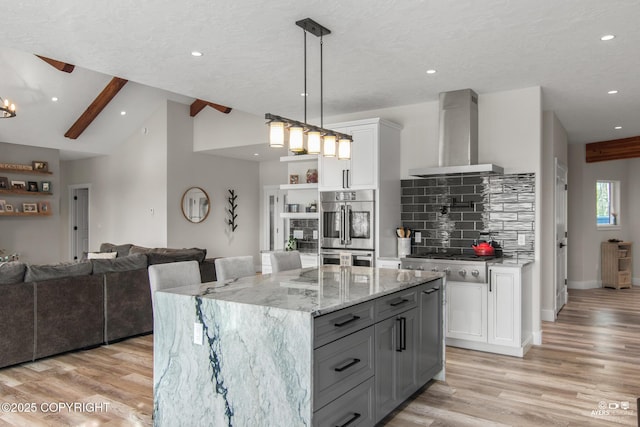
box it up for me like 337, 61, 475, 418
320, 125, 377, 190
445, 281, 488, 342
446, 263, 533, 357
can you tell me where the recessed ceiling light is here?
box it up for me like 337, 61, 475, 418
51, 97, 58, 102
614, 126, 622, 130
120, 111, 126, 116
426, 69, 437, 75
301, 92, 308, 97
600, 34, 615, 41
608, 90, 618, 94
191, 51, 203, 57
253, 153, 259, 156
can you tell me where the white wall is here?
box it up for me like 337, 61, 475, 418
540, 111, 569, 321
62, 103, 169, 253
0, 142, 61, 263
567, 143, 630, 288
193, 107, 264, 151
166, 101, 261, 263
628, 158, 640, 283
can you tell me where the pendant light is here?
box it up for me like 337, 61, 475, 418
338, 138, 351, 160
323, 134, 336, 157
269, 121, 285, 147
265, 18, 352, 155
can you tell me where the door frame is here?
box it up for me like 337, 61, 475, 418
68, 184, 91, 261
262, 185, 285, 251
554, 158, 568, 318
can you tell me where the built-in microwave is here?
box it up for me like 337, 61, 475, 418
320, 190, 375, 252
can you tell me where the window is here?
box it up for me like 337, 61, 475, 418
596, 180, 620, 227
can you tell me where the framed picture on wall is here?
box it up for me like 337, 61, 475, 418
5, 204, 13, 212
0, 200, 5, 212
11, 180, 26, 190
27, 181, 38, 192
39, 181, 51, 192
0, 177, 8, 189
32, 161, 49, 172
23, 203, 38, 213
39, 201, 51, 214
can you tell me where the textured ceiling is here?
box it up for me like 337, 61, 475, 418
2, 0, 640, 160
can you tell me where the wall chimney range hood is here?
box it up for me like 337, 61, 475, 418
409, 89, 503, 177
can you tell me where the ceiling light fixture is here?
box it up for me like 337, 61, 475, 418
614, 126, 622, 130
600, 34, 615, 41
607, 90, 618, 94
51, 97, 58, 102
1, 97, 16, 118
191, 51, 203, 57
120, 111, 126, 116
265, 18, 352, 158
426, 69, 437, 74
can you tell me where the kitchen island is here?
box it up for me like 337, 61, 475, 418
153, 266, 444, 426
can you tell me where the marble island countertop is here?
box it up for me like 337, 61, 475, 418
160, 265, 442, 317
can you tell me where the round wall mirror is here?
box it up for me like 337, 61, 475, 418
181, 187, 210, 223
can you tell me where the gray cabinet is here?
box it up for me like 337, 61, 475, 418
312, 277, 443, 425
417, 283, 443, 383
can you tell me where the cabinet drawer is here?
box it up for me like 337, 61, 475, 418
314, 300, 375, 348
314, 326, 375, 410
375, 288, 418, 321
313, 377, 375, 427
618, 271, 631, 285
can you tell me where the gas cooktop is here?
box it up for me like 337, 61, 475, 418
405, 253, 501, 262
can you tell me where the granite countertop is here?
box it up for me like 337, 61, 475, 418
160, 265, 442, 317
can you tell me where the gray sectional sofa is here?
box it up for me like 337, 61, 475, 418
0, 243, 217, 369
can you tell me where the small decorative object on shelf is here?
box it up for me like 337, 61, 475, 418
39, 181, 51, 192
305, 168, 318, 183
289, 174, 299, 184
27, 181, 38, 192
5, 204, 13, 212
0, 177, 8, 189
0, 200, 5, 212
227, 189, 238, 232
23, 202, 38, 213
0, 249, 20, 262
11, 180, 25, 190
285, 236, 297, 251
39, 201, 51, 213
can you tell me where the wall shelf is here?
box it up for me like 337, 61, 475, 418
279, 154, 319, 163
0, 166, 52, 175
0, 189, 52, 197
280, 212, 319, 219
279, 183, 318, 190
0, 212, 52, 217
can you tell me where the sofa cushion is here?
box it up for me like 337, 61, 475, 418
0, 262, 26, 284
92, 253, 148, 274
147, 249, 206, 265
99, 243, 133, 258
128, 245, 154, 255
87, 252, 118, 260
25, 261, 93, 282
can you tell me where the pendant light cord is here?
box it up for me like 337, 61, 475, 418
320, 34, 323, 128
303, 29, 307, 125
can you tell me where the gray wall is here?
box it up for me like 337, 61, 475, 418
0, 142, 61, 263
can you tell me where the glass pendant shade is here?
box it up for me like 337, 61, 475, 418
338, 138, 351, 160
323, 135, 336, 157
307, 131, 321, 154
289, 126, 304, 152
269, 122, 285, 147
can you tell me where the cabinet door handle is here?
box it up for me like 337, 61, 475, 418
401, 317, 407, 351
336, 412, 361, 427
334, 358, 361, 372
342, 170, 346, 188
396, 318, 402, 352
346, 169, 350, 188
389, 297, 409, 307
334, 315, 360, 327
489, 277, 492, 292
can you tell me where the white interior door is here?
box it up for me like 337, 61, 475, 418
262, 186, 285, 251
554, 159, 568, 317
70, 186, 89, 261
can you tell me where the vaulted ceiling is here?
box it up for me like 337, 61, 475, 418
2, 1, 640, 160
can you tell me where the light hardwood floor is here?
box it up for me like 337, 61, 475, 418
1, 287, 638, 426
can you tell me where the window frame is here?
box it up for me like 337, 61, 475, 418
596, 179, 620, 230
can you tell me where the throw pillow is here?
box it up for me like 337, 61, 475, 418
87, 252, 118, 260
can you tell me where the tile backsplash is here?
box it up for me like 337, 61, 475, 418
401, 173, 535, 262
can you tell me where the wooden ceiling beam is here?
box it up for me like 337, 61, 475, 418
190, 99, 232, 117
585, 135, 640, 163
36, 55, 75, 73
64, 77, 128, 140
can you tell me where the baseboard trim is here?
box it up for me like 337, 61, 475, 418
567, 280, 600, 289
541, 309, 555, 322
532, 329, 542, 345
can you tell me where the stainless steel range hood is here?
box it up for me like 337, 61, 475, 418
409, 89, 503, 177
